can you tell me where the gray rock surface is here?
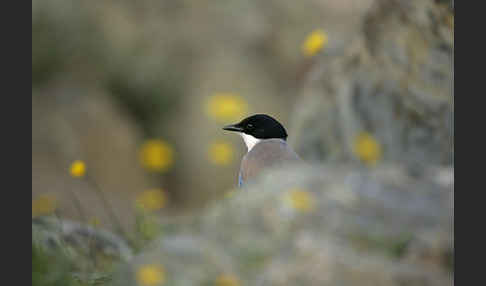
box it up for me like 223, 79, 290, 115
111, 163, 453, 286
290, 0, 453, 167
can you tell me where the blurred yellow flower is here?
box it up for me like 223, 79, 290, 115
302, 29, 328, 57
70, 160, 86, 177
89, 217, 101, 228
139, 140, 174, 172
136, 189, 167, 212
215, 274, 240, 286
136, 264, 166, 286
224, 189, 236, 199
32, 194, 57, 218
208, 141, 234, 166
353, 132, 382, 166
284, 189, 316, 213
206, 93, 248, 123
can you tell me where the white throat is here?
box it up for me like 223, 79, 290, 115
240, 133, 262, 152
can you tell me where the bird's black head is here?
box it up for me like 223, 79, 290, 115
222, 114, 288, 140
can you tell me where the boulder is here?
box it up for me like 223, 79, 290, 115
290, 0, 453, 167
111, 163, 453, 286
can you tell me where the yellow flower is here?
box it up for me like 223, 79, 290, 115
353, 132, 382, 166
89, 217, 101, 227
208, 141, 234, 166
32, 194, 57, 218
136, 264, 166, 286
70, 160, 86, 177
136, 189, 168, 212
284, 189, 316, 213
224, 189, 237, 199
206, 93, 248, 123
215, 274, 240, 286
302, 29, 328, 57
139, 140, 174, 172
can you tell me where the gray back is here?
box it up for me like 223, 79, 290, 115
239, 139, 301, 185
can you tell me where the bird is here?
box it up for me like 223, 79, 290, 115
222, 114, 301, 187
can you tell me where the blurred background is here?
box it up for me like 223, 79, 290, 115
32, 0, 453, 285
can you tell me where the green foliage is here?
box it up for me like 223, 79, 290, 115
107, 71, 181, 136
134, 210, 164, 246
32, 242, 76, 286
32, 3, 104, 87
350, 232, 413, 258
32, 13, 65, 85
32, 240, 116, 286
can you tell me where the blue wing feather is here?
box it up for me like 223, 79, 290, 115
238, 171, 243, 188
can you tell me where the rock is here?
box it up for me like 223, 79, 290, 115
111, 163, 453, 286
290, 0, 453, 167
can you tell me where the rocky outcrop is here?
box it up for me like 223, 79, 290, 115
290, 0, 453, 167
111, 164, 453, 286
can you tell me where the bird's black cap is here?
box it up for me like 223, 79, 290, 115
223, 114, 288, 140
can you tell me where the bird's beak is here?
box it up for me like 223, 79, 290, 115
223, 123, 244, 132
